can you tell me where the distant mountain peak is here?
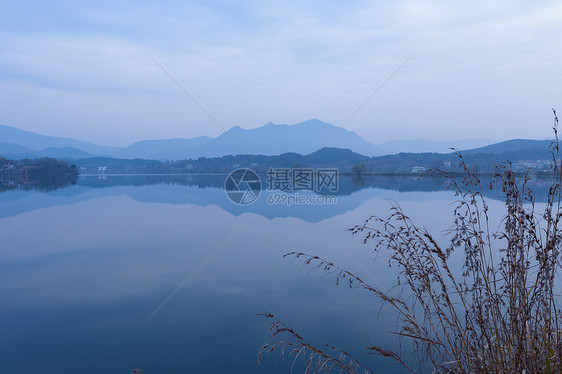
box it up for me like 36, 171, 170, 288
295, 118, 332, 127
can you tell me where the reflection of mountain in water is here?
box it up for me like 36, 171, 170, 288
0, 174, 555, 222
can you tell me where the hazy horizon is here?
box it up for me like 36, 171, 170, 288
1, 119, 505, 149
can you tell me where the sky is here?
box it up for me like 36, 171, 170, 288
1, 0, 561, 146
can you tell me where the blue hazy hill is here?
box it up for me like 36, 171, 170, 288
117, 136, 212, 159
462, 139, 551, 155
181, 119, 384, 158
0, 142, 95, 159
0, 142, 37, 158
378, 138, 496, 154
0, 121, 553, 162
0, 125, 120, 156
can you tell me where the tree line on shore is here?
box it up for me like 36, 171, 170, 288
0, 157, 78, 192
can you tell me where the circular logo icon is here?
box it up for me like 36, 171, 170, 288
224, 168, 261, 205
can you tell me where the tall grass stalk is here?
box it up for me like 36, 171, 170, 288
260, 110, 562, 373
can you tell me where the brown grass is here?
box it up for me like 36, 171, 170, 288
259, 109, 562, 373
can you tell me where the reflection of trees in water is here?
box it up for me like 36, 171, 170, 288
351, 175, 366, 187
75, 173, 556, 203
329, 174, 553, 202
78, 174, 225, 189
3, 170, 553, 203
0, 174, 78, 193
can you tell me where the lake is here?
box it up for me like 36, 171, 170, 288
0, 173, 546, 373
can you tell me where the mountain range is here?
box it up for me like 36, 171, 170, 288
0, 119, 384, 159
0, 119, 533, 161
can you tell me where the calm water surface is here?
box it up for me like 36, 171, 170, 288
0, 174, 531, 373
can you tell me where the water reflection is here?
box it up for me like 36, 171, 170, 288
0, 173, 78, 193
0, 174, 550, 373
0, 172, 554, 200
0, 173, 554, 223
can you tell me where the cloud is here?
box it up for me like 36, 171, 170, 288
0, 1, 561, 144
